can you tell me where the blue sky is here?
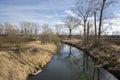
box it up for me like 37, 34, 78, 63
0, 0, 120, 34
0, 0, 76, 26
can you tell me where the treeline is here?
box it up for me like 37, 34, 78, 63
63, 0, 118, 45
0, 22, 60, 44
0, 22, 39, 36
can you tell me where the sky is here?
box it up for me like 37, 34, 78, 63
0, 0, 76, 25
0, 0, 120, 34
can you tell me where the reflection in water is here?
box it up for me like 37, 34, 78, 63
29, 44, 118, 80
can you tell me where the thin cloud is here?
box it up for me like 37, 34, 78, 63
116, 13, 120, 17
55, 21, 65, 25
65, 10, 78, 18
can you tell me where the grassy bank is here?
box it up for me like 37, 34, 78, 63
0, 40, 57, 80
62, 39, 120, 79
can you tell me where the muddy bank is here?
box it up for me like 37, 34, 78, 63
0, 41, 57, 80
62, 39, 120, 79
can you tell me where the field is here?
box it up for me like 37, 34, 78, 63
0, 35, 57, 80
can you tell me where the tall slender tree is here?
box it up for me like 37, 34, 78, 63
97, 0, 117, 42
75, 0, 93, 42
55, 24, 63, 36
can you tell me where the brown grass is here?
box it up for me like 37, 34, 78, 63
0, 41, 57, 80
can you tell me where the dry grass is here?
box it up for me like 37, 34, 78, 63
0, 41, 57, 80
111, 44, 120, 51
63, 38, 81, 44
0, 51, 31, 80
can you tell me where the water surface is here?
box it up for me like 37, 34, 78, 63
29, 44, 118, 80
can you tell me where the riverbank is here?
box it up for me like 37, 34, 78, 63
0, 41, 57, 80
62, 39, 120, 79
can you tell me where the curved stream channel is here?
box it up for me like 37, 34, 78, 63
29, 44, 118, 80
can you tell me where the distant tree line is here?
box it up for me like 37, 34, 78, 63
0, 22, 60, 44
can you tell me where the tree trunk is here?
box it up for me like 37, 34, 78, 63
35, 26, 37, 36
87, 22, 89, 44
69, 29, 72, 39
84, 20, 86, 37
84, 19, 87, 44
98, 0, 106, 42
94, 11, 97, 38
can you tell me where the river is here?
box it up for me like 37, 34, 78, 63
29, 44, 118, 80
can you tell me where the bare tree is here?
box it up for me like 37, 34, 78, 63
91, 0, 101, 35
0, 23, 20, 44
55, 24, 63, 36
85, 21, 94, 44
88, 0, 117, 44
3, 23, 18, 36
40, 24, 53, 43
94, 11, 97, 36
91, 0, 99, 39
112, 31, 120, 35
86, 21, 90, 44
75, 0, 93, 39
19, 22, 39, 36
64, 16, 80, 39
20, 22, 31, 35
0, 24, 4, 35
98, 0, 106, 41
97, 0, 117, 41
